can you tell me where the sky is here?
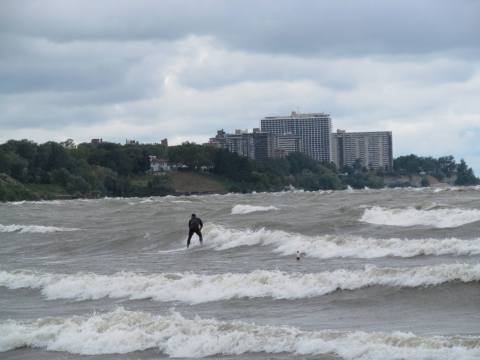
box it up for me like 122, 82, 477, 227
1, 0, 479, 173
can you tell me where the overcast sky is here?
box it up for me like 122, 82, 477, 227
1, 0, 479, 173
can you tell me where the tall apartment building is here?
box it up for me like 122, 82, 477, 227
274, 133, 303, 157
331, 130, 393, 170
261, 112, 332, 162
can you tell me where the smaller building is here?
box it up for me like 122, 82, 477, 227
225, 132, 245, 155
161, 138, 168, 147
251, 131, 276, 161
60, 138, 76, 149
126, 139, 139, 145
209, 129, 227, 148
149, 155, 170, 172
91, 138, 103, 144
331, 129, 393, 170
222, 129, 275, 161
209, 128, 299, 160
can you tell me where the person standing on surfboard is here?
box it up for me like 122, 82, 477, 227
187, 213, 203, 248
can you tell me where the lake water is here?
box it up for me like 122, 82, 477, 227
1, 186, 480, 359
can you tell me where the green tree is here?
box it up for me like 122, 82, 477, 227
286, 152, 318, 174
455, 159, 478, 186
147, 175, 174, 196
213, 150, 252, 182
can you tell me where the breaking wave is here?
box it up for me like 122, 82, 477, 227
231, 204, 278, 214
360, 206, 480, 228
6, 200, 65, 206
1, 308, 479, 359
2, 263, 479, 304
0, 224, 79, 233
204, 225, 480, 258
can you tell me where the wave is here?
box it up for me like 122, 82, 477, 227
1, 308, 479, 359
231, 204, 278, 214
429, 185, 480, 193
1, 263, 479, 304
0, 224, 79, 233
6, 200, 66, 206
360, 206, 480, 228
203, 225, 480, 258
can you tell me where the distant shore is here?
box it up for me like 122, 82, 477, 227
2, 170, 476, 203
1, 140, 478, 202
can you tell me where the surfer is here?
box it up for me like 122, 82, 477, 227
187, 213, 203, 248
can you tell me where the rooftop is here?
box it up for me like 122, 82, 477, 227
263, 111, 330, 119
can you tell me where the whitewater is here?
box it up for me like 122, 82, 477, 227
2, 263, 479, 304
360, 206, 480, 228
0, 224, 79, 233
2, 308, 480, 359
1, 186, 480, 360
204, 224, 480, 258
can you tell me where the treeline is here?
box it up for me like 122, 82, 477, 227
392, 154, 478, 186
0, 140, 173, 201
0, 139, 478, 201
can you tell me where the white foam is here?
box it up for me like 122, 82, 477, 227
428, 185, 480, 193
157, 247, 186, 254
0, 224, 79, 233
231, 204, 278, 215
1, 308, 479, 359
7, 200, 65, 206
360, 206, 480, 228
204, 224, 480, 258
1, 263, 479, 304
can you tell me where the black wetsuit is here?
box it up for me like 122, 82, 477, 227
187, 217, 203, 248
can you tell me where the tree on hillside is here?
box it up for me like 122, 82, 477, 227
168, 142, 214, 169
455, 159, 478, 186
438, 155, 457, 178
394, 154, 423, 174
286, 152, 319, 174
212, 149, 252, 182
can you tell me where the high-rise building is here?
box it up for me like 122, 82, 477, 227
331, 130, 393, 170
261, 111, 332, 162
274, 133, 303, 157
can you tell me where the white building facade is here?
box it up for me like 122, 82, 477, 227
260, 112, 332, 162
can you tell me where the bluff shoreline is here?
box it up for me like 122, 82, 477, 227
0, 171, 460, 202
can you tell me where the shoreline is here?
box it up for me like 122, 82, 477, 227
2, 183, 479, 204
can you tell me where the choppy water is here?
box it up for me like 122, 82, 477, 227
1, 186, 480, 359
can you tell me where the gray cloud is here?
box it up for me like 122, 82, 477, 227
0, 35, 163, 94
0, 0, 479, 174
1, 0, 479, 56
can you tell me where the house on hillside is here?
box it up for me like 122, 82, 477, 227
149, 155, 171, 172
